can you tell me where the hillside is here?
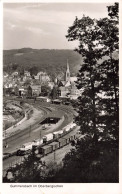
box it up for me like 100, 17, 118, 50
3, 48, 83, 77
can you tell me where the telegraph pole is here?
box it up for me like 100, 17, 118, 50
40, 130, 42, 145
4, 129, 8, 148
29, 125, 31, 137
54, 150, 56, 162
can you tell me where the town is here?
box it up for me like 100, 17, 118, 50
3, 61, 81, 100
3, 60, 82, 180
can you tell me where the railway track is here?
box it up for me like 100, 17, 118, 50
3, 126, 80, 177
3, 106, 52, 145
3, 102, 76, 148
3, 105, 74, 154
3, 101, 77, 174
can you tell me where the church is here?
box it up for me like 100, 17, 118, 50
54, 60, 81, 99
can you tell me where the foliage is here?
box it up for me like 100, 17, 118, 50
29, 66, 39, 76
50, 86, 59, 99
3, 152, 43, 183
3, 49, 82, 77
3, 152, 62, 183
53, 2, 119, 183
46, 140, 118, 183
23, 79, 32, 86
40, 85, 51, 97
96, 2, 119, 142
66, 3, 119, 144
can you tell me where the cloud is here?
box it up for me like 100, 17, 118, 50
4, 3, 112, 14
3, 3, 112, 49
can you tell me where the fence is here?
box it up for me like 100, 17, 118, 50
3, 108, 33, 138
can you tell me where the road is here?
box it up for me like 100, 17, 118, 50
3, 126, 80, 177
3, 103, 75, 153
3, 100, 76, 171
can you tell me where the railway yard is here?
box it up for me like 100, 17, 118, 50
3, 98, 80, 177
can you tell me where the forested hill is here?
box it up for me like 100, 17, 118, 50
3, 48, 83, 77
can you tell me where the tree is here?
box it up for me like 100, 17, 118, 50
29, 66, 39, 76
52, 138, 118, 183
41, 85, 51, 96
23, 79, 32, 86
96, 3, 119, 142
56, 2, 119, 183
66, 3, 119, 144
3, 152, 44, 183
50, 86, 59, 99
3, 152, 61, 183
66, 16, 104, 141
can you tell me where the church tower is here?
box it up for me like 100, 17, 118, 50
65, 59, 70, 82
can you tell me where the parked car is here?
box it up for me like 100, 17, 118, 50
16, 142, 34, 155
3, 153, 10, 160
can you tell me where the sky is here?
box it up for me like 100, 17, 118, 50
3, 2, 114, 50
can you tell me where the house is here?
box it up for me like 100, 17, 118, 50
48, 81, 55, 89
7, 82, 13, 88
27, 85, 41, 96
58, 86, 70, 97
55, 60, 76, 88
3, 83, 9, 88
53, 60, 80, 99
70, 84, 80, 96
3, 72, 8, 78
12, 71, 19, 76
3, 87, 15, 96
14, 86, 19, 96
22, 76, 27, 82
35, 71, 50, 82
18, 87, 28, 96
24, 71, 31, 77
70, 76, 77, 83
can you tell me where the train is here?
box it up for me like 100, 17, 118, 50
16, 122, 77, 156
31, 131, 77, 156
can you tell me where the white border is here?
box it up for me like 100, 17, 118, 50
0, 0, 121, 194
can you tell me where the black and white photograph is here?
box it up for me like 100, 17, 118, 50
2, 0, 119, 188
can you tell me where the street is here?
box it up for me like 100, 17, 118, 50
3, 101, 76, 172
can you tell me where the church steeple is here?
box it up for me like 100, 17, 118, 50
66, 59, 70, 82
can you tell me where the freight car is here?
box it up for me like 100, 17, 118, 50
16, 122, 77, 156
35, 133, 76, 157
39, 145, 52, 155
53, 131, 61, 139
43, 133, 54, 143
63, 126, 70, 133
49, 141, 59, 151
57, 138, 67, 148
62, 132, 76, 143
62, 134, 71, 144
58, 130, 64, 136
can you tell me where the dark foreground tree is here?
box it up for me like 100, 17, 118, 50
62, 2, 118, 182
66, 3, 119, 144
97, 2, 119, 143
3, 152, 43, 183
3, 151, 61, 183
48, 138, 118, 183
66, 16, 103, 142
50, 3, 119, 183
37, 3, 119, 183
